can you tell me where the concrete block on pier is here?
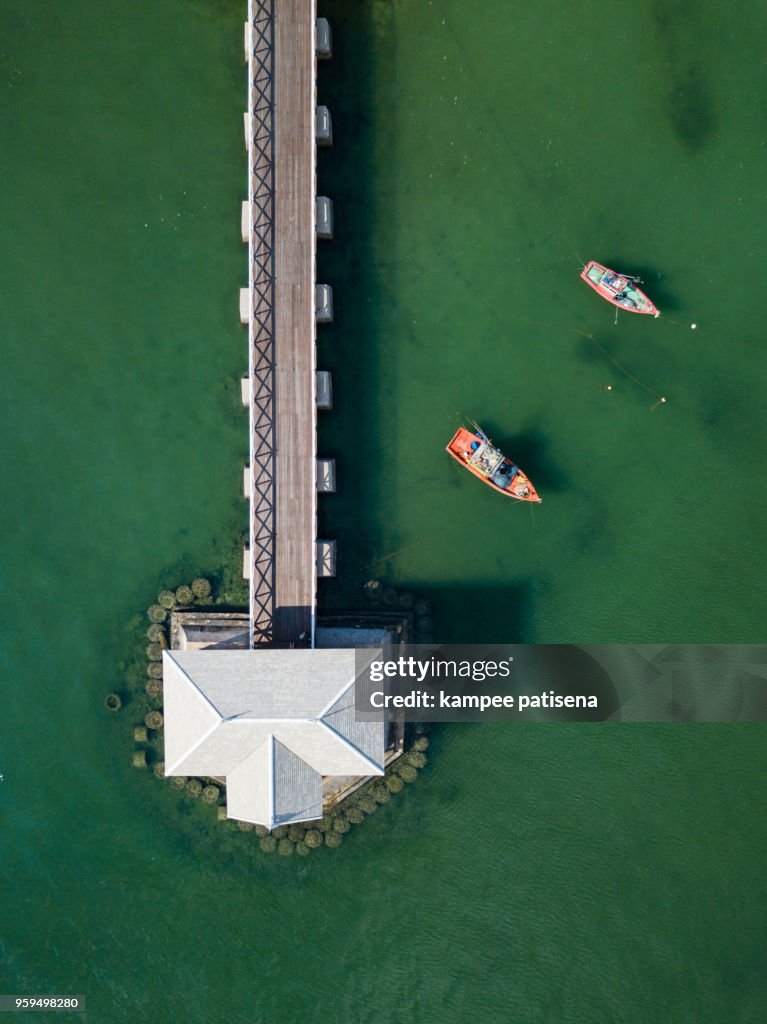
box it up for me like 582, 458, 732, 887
240, 374, 251, 406
316, 458, 336, 493
315, 18, 332, 59
244, 21, 251, 61
243, 112, 253, 148
239, 288, 251, 324
241, 200, 251, 244
316, 106, 333, 146
242, 547, 252, 580
315, 284, 333, 323
316, 540, 337, 577
316, 370, 332, 410
243, 466, 251, 498
316, 196, 333, 240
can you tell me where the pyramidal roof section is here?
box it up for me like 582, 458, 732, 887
272, 738, 323, 826
226, 737, 273, 825
162, 652, 222, 774
225, 736, 323, 828
320, 686, 385, 774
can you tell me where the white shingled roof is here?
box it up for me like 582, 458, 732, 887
162, 649, 384, 828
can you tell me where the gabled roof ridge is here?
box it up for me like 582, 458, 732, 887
316, 675, 355, 720
267, 734, 275, 829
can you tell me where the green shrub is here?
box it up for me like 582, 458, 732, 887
414, 599, 431, 616
398, 591, 414, 610
217, 806, 228, 821
201, 785, 220, 804
405, 750, 427, 769
131, 750, 147, 768
324, 831, 343, 849
346, 807, 365, 825
288, 824, 306, 843
398, 763, 418, 783
413, 736, 430, 752
259, 835, 277, 853
145, 680, 163, 697
146, 624, 165, 642
133, 726, 148, 743
416, 616, 434, 633
158, 590, 177, 610
170, 776, 187, 790
237, 821, 255, 832
358, 797, 378, 814
333, 815, 351, 834
304, 829, 323, 848
277, 838, 294, 857
185, 779, 203, 798
147, 663, 163, 680
316, 815, 334, 833
363, 579, 382, 601
296, 841, 310, 857
153, 762, 165, 779
385, 774, 404, 794
191, 578, 212, 600
372, 782, 391, 804
148, 605, 167, 623
104, 693, 122, 712
145, 711, 164, 730
146, 643, 163, 662
175, 585, 194, 605
381, 587, 398, 608
255, 825, 270, 838
271, 825, 289, 840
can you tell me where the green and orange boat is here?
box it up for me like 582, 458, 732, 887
446, 425, 541, 502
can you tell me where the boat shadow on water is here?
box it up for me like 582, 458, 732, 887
599, 260, 681, 313
473, 425, 570, 496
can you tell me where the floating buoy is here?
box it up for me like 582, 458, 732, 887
691, 323, 697, 330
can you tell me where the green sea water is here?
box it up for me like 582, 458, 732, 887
1, 1, 765, 1021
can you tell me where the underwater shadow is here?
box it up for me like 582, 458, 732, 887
666, 62, 718, 154
406, 581, 537, 645
601, 259, 680, 313
477, 425, 570, 494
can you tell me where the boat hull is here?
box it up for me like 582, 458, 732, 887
446, 427, 541, 502
580, 260, 660, 316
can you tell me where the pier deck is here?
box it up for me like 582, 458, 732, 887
273, 0, 316, 644
245, 0, 316, 647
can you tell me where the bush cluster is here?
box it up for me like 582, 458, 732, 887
147, 605, 166, 624
250, 738, 431, 855
191, 578, 212, 600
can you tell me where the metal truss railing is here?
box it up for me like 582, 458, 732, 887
246, 0, 275, 646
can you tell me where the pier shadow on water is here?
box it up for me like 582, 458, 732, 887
405, 581, 536, 645
315, 2, 390, 612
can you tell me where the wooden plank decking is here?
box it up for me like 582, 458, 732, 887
244, 0, 316, 647
272, 0, 316, 644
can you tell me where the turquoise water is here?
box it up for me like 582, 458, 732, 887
318, 0, 767, 645
0, 0, 765, 1020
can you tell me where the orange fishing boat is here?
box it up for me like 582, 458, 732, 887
446, 425, 541, 502
580, 260, 660, 317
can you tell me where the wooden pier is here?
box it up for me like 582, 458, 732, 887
243, 0, 318, 647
